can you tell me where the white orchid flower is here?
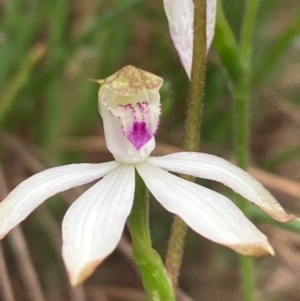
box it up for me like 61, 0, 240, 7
163, 0, 217, 78
0, 66, 295, 286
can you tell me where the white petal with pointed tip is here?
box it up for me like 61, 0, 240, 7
136, 162, 273, 255
0, 162, 119, 238
62, 164, 135, 286
148, 153, 295, 222
163, 0, 216, 78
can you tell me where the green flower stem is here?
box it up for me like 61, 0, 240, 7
214, 3, 244, 86
127, 173, 175, 301
235, 1, 260, 301
240, 0, 261, 68
165, 0, 207, 288
165, 208, 189, 287
232, 80, 254, 301
216, 1, 261, 300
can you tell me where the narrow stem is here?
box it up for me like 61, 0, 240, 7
215, 2, 261, 297
240, 0, 261, 68
127, 173, 151, 245
184, 0, 207, 152
232, 82, 250, 172
165, 211, 188, 287
127, 173, 175, 301
234, 1, 261, 300
233, 61, 254, 301
234, 84, 254, 300
214, 3, 244, 86
165, 0, 207, 288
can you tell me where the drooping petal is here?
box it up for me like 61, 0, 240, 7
62, 164, 135, 286
137, 162, 273, 256
0, 162, 119, 239
148, 153, 296, 222
163, 0, 217, 78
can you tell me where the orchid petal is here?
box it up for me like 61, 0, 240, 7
62, 164, 135, 286
163, 0, 217, 78
137, 162, 273, 256
148, 153, 295, 222
0, 162, 119, 239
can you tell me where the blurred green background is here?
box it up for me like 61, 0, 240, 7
0, 0, 300, 300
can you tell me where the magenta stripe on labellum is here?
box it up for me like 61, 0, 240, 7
127, 122, 152, 150
115, 101, 156, 150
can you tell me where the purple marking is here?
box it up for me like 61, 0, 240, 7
127, 122, 152, 150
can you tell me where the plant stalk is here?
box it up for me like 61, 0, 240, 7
165, 0, 207, 288
234, 1, 261, 300
127, 173, 175, 301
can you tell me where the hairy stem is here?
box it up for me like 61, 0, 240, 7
165, 0, 207, 288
